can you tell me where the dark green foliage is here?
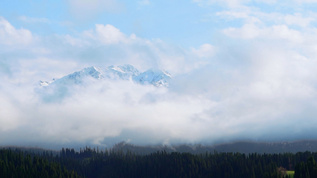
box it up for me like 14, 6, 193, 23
0, 149, 79, 178
295, 157, 317, 178
2, 147, 317, 177
57, 148, 281, 178
58, 148, 317, 178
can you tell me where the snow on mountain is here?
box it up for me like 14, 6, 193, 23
55, 66, 103, 85
105, 64, 140, 80
39, 80, 52, 87
134, 69, 171, 87
39, 64, 171, 88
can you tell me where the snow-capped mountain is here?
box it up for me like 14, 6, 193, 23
54, 66, 103, 85
39, 64, 171, 88
134, 69, 171, 87
105, 65, 140, 80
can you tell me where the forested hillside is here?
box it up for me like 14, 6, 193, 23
0, 149, 79, 177
2, 147, 317, 177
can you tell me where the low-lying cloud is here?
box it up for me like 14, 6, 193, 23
1, 6, 317, 149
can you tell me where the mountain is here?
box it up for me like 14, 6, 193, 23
39, 64, 171, 88
134, 69, 171, 87
105, 64, 140, 80
111, 140, 317, 155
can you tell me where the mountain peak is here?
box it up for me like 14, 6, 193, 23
39, 64, 171, 88
106, 64, 140, 80
81, 66, 103, 79
108, 64, 139, 73
134, 69, 171, 87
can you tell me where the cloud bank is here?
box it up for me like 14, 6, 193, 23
1, 0, 317, 149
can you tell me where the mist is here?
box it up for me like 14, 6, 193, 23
2, 42, 317, 149
2, 0, 317, 149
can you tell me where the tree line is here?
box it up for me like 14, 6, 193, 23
0, 149, 79, 178
2, 147, 317, 177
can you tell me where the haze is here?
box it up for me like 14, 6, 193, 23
1, 0, 317, 149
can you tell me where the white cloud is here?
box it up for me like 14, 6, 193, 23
191, 44, 215, 58
217, 8, 315, 28
18, 16, 50, 24
223, 23, 260, 39
2, 9, 317, 148
63, 35, 90, 47
0, 76, 215, 146
0, 92, 20, 131
57, 24, 207, 74
216, 11, 250, 19
0, 17, 33, 46
95, 24, 128, 44
283, 13, 314, 27
223, 23, 304, 44
80, 24, 140, 45
0, 17, 213, 147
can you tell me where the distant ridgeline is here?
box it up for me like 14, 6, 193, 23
37, 64, 172, 102
111, 140, 317, 155
39, 64, 172, 88
2, 146, 317, 177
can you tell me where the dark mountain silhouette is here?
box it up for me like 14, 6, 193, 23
112, 140, 317, 154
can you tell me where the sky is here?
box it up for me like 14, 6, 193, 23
1, 0, 317, 149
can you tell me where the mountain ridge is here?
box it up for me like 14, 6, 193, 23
40, 64, 171, 88
111, 140, 317, 155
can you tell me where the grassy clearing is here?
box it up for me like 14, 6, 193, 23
286, 171, 294, 178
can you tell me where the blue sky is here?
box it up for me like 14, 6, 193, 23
0, 0, 213, 46
1, 0, 317, 148
2, 0, 316, 48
